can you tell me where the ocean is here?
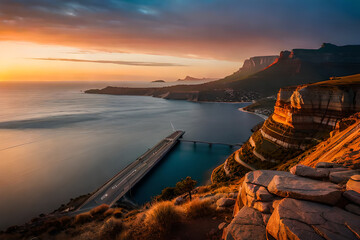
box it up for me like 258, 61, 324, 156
0, 81, 263, 230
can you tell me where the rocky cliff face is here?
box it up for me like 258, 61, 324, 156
85, 43, 360, 102
236, 56, 279, 75
216, 74, 360, 181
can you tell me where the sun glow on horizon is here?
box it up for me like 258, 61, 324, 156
0, 41, 239, 82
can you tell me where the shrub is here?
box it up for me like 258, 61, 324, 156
184, 198, 214, 219
103, 208, 115, 218
156, 187, 178, 201
113, 208, 124, 219
99, 217, 124, 239
73, 212, 93, 225
90, 204, 109, 216
145, 201, 182, 236
176, 177, 197, 200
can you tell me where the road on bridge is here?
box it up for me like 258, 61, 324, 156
76, 130, 184, 212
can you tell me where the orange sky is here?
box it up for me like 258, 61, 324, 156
0, 41, 240, 82
1, 0, 359, 82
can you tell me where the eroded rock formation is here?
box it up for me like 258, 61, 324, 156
224, 165, 360, 240
227, 74, 360, 176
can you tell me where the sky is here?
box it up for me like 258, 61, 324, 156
0, 0, 360, 81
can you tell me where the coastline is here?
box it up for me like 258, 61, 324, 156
238, 107, 268, 120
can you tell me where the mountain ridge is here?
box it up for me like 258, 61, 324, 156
86, 43, 360, 102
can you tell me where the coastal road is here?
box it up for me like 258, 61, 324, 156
76, 130, 184, 212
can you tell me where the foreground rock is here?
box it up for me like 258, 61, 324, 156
347, 175, 360, 193
228, 167, 360, 239
268, 175, 342, 205
217, 198, 236, 208
223, 206, 266, 240
330, 170, 360, 184
267, 198, 360, 240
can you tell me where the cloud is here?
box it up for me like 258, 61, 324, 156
30, 58, 186, 67
1, 0, 360, 61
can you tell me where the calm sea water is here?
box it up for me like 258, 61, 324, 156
0, 81, 263, 230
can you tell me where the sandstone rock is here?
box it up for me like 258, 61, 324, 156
315, 162, 341, 168
261, 214, 271, 225
223, 206, 266, 240
345, 204, 360, 216
233, 187, 244, 216
218, 222, 227, 230
266, 198, 360, 240
244, 194, 274, 213
330, 170, 360, 184
290, 164, 329, 179
347, 175, 360, 193
243, 182, 274, 202
244, 170, 294, 187
343, 190, 360, 205
217, 198, 235, 208
268, 175, 342, 205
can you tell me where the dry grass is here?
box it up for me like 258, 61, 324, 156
184, 198, 215, 219
214, 186, 231, 193
90, 204, 109, 216
99, 217, 124, 239
73, 212, 93, 225
103, 208, 115, 218
145, 201, 183, 236
196, 185, 212, 194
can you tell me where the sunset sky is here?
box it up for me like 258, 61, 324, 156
1, 0, 360, 82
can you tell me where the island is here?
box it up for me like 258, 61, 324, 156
151, 80, 166, 83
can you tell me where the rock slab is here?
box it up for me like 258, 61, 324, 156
266, 198, 360, 240
223, 206, 266, 240
267, 175, 342, 205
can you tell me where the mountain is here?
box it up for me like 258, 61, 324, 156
219, 55, 278, 83
177, 76, 217, 82
85, 43, 360, 102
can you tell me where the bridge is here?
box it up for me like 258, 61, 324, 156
76, 130, 185, 212
179, 139, 243, 148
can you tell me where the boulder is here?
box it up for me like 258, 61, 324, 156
267, 175, 342, 205
290, 164, 329, 179
345, 204, 360, 216
315, 162, 341, 168
244, 194, 273, 213
343, 190, 360, 205
244, 170, 293, 187
223, 206, 266, 240
266, 198, 360, 240
217, 198, 236, 208
347, 175, 360, 193
330, 170, 360, 184
243, 182, 275, 202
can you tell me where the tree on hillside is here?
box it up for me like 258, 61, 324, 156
175, 176, 197, 200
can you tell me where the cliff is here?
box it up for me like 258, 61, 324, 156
85, 43, 360, 102
214, 74, 360, 181
219, 55, 278, 83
